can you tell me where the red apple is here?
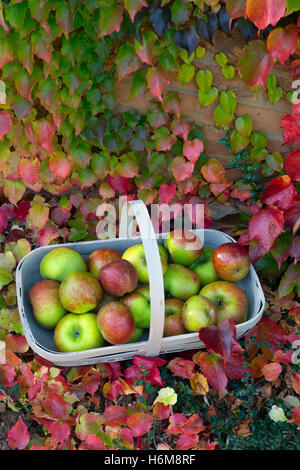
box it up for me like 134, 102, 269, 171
97, 301, 135, 344
212, 243, 250, 282
87, 248, 122, 278
200, 281, 248, 325
99, 259, 138, 297
163, 299, 187, 337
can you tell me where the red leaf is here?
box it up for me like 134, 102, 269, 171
183, 414, 205, 435
125, 0, 148, 22
47, 422, 71, 446
146, 68, 170, 103
0, 210, 7, 234
201, 158, 225, 183
183, 139, 204, 164
238, 40, 274, 88
158, 183, 176, 204
267, 25, 299, 65
261, 362, 282, 382
245, 318, 289, 346
103, 405, 128, 427
7, 418, 29, 450
107, 174, 134, 194
281, 114, 300, 145
103, 362, 123, 381
175, 433, 199, 450
167, 413, 188, 434
245, 0, 286, 31
133, 355, 167, 370
33, 118, 56, 153
14, 200, 30, 221
48, 151, 73, 179
38, 227, 60, 246
153, 402, 171, 420
41, 392, 69, 420
285, 195, 300, 228
171, 157, 194, 183
126, 412, 154, 437
217, 319, 244, 362
284, 150, 300, 182
248, 206, 284, 252
18, 158, 40, 185
79, 434, 107, 450
261, 175, 297, 211
171, 119, 192, 142
290, 406, 300, 429
292, 373, 300, 394
0, 110, 12, 142
4, 334, 29, 353
195, 351, 228, 395
167, 357, 195, 379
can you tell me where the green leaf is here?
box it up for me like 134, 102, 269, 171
266, 152, 283, 172
285, 0, 300, 14
198, 87, 218, 107
196, 69, 213, 93
222, 64, 235, 80
115, 42, 141, 81
159, 49, 179, 72
235, 115, 253, 138
195, 46, 206, 59
99, 1, 123, 37
5, 1, 28, 30
178, 64, 195, 85
56, 0, 73, 37
266, 75, 283, 105
171, 0, 192, 26
213, 91, 236, 128
91, 152, 109, 179
0, 80, 6, 104
130, 70, 147, 100
215, 52, 227, 67
230, 130, 249, 153
250, 148, 268, 163
250, 131, 268, 149
0, 268, 13, 289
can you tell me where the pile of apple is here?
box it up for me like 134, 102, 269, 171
28, 229, 251, 353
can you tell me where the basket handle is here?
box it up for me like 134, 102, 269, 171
119, 200, 165, 357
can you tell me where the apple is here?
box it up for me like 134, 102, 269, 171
122, 244, 168, 284
126, 326, 144, 343
87, 248, 122, 278
212, 242, 250, 282
29, 280, 67, 329
99, 259, 137, 297
97, 301, 135, 345
59, 271, 102, 314
164, 264, 200, 301
136, 286, 150, 302
182, 295, 217, 332
122, 291, 151, 328
40, 246, 87, 282
190, 246, 219, 286
200, 281, 248, 325
54, 312, 104, 352
164, 229, 202, 266
163, 299, 187, 337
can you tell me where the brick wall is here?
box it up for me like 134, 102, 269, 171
115, 31, 296, 179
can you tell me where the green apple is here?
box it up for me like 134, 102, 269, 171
164, 264, 200, 301
126, 326, 144, 343
40, 246, 87, 282
122, 244, 168, 284
136, 286, 150, 302
59, 271, 102, 314
122, 291, 151, 328
164, 229, 202, 266
200, 281, 248, 325
164, 298, 187, 337
29, 280, 67, 329
54, 313, 105, 352
190, 247, 219, 286
182, 295, 217, 332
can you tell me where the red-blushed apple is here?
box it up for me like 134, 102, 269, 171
200, 281, 248, 325
40, 247, 87, 282
212, 242, 250, 282
122, 291, 151, 328
29, 280, 67, 329
122, 244, 168, 284
58, 271, 102, 314
163, 299, 187, 337
97, 301, 135, 344
164, 229, 202, 266
87, 248, 122, 278
99, 259, 138, 297
164, 264, 200, 301
54, 312, 104, 352
182, 295, 217, 332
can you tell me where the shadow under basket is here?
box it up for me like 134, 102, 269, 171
16, 200, 265, 366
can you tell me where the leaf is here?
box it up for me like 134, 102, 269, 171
158, 183, 176, 204
245, 0, 287, 31
261, 362, 282, 382
183, 139, 204, 164
261, 175, 297, 211
0, 268, 13, 289
153, 126, 176, 151
265, 75, 283, 105
178, 64, 195, 86
99, 2, 124, 37
41, 392, 69, 420
195, 351, 228, 395
107, 174, 134, 194
171, 157, 194, 183
124, 0, 148, 22
3, 180, 26, 206
116, 43, 141, 81
56, 0, 73, 37
286, 0, 300, 14
7, 418, 29, 450
0, 210, 7, 234
281, 115, 300, 145
213, 90, 236, 128
201, 158, 225, 183
38, 227, 60, 247
0, 110, 12, 142
33, 118, 56, 153
134, 31, 157, 65
279, 263, 300, 298
153, 387, 177, 406
79, 434, 107, 451
18, 158, 40, 185
267, 25, 298, 65
284, 150, 300, 182
171, 0, 192, 26
174, 27, 199, 55
235, 115, 252, 138
146, 68, 170, 103
26, 197, 49, 230
48, 151, 73, 180
0, 80, 6, 105
248, 206, 284, 252
238, 40, 274, 88
126, 412, 154, 437
167, 357, 195, 379
130, 69, 147, 100
190, 372, 209, 396
150, 7, 171, 37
